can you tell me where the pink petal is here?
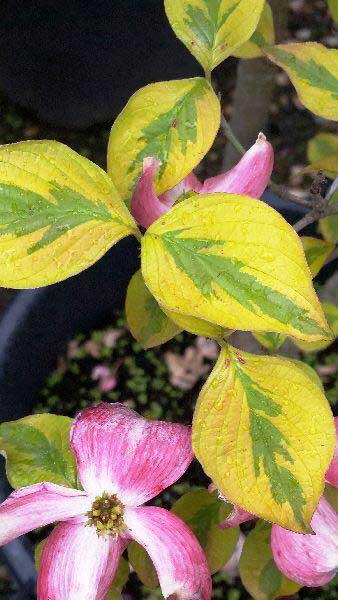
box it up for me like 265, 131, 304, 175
222, 532, 245, 582
159, 172, 202, 205
131, 158, 167, 228
99, 376, 118, 393
326, 417, 338, 487
200, 133, 274, 198
38, 521, 129, 599
0, 482, 90, 546
70, 402, 193, 505
131, 157, 201, 228
91, 365, 111, 381
271, 497, 338, 587
124, 505, 211, 599
219, 504, 256, 529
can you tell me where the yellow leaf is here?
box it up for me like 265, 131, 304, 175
304, 154, 338, 177
319, 188, 338, 243
0, 140, 137, 288
171, 488, 239, 574
295, 301, 338, 353
192, 344, 336, 532
163, 306, 224, 339
265, 43, 338, 120
239, 521, 301, 600
253, 332, 286, 352
307, 132, 338, 177
164, 0, 265, 73
301, 236, 335, 277
233, 3, 274, 59
328, 0, 338, 23
125, 270, 181, 349
128, 541, 159, 589
141, 193, 331, 343
107, 78, 220, 206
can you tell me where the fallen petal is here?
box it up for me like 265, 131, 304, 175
326, 417, 338, 488
0, 482, 89, 546
38, 520, 129, 599
124, 505, 211, 599
201, 133, 274, 198
271, 497, 338, 587
91, 365, 111, 381
70, 403, 193, 506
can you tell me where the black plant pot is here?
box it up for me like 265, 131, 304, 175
0, 0, 202, 128
0, 235, 140, 598
0, 193, 325, 598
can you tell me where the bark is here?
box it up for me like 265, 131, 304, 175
222, 0, 289, 170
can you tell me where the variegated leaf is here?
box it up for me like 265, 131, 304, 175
233, 3, 274, 59
265, 43, 338, 120
164, 0, 265, 73
141, 193, 331, 343
163, 307, 224, 339
255, 237, 334, 352
301, 236, 335, 278
107, 78, 220, 206
125, 270, 181, 349
296, 301, 338, 353
308, 132, 338, 176
0, 141, 138, 288
192, 344, 336, 532
253, 332, 286, 352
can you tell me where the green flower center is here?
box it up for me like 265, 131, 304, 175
86, 492, 127, 537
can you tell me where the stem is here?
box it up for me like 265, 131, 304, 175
204, 68, 212, 85
293, 204, 338, 233
220, 114, 245, 156
133, 227, 142, 242
316, 363, 338, 377
221, 0, 289, 170
268, 180, 310, 208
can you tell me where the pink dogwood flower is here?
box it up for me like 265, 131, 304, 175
216, 416, 338, 588
131, 133, 274, 229
0, 403, 211, 599
271, 496, 338, 587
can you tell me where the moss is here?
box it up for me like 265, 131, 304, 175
36, 314, 205, 424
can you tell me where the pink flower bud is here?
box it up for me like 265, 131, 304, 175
200, 133, 274, 198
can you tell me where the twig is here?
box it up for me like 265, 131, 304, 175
316, 364, 338, 377
292, 172, 338, 232
293, 204, 338, 232
268, 180, 311, 208
220, 114, 245, 157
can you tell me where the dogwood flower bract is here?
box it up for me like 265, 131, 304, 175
131, 133, 274, 229
0, 403, 211, 599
